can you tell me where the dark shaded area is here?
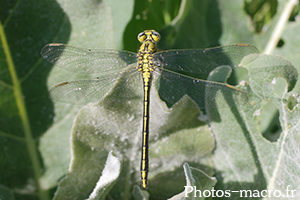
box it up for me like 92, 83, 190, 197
262, 114, 281, 142
277, 39, 284, 48
158, 0, 222, 50
259, 102, 281, 142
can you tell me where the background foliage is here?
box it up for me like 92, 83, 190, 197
1, 0, 300, 199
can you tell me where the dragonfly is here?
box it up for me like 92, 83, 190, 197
41, 30, 259, 189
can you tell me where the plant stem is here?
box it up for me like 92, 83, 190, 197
264, 0, 299, 54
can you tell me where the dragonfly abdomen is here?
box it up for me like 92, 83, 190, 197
137, 30, 160, 189
141, 75, 151, 189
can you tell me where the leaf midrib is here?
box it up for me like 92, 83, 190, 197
0, 21, 49, 200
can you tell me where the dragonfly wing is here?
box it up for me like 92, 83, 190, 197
153, 44, 259, 76
154, 68, 248, 109
49, 65, 141, 105
50, 78, 116, 105
41, 44, 138, 74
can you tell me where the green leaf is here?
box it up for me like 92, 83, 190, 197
0, 184, 15, 200
208, 54, 299, 199
0, 1, 68, 199
78, 151, 121, 200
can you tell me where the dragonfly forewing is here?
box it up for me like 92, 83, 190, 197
41, 44, 138, 74
153, 44, 258, 77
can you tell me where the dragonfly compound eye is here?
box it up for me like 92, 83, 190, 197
138, 32, 146, 43
151, 31, 160, 43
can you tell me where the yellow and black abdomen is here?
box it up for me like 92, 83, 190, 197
140, 71, 151, 189
139, 53, 154, 189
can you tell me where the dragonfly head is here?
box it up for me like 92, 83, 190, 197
138, 30, 160, 43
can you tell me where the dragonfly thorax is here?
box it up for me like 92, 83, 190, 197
137, 30, 160, 77
137, 52, 155, 79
